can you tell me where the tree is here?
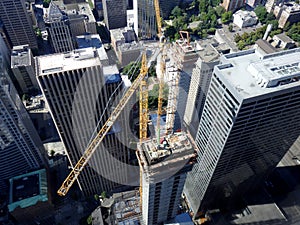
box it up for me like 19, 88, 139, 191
94, 194, 99, 201
173, 14, 188, 30
228, 24, 233, 32
122, 61, 141, 81
207, 27, 216, 34
283, 21, 291, 31
215, 5, 225, 17
237, 40, 246, 50
254, 5, 267, 23
266, 13, 275, 22
189, 14, 199, 22
267, 20, 279, 30
234, 33, 242, 43
270, 29, 282, 37
171, 6, 182, 19
199, 0, 208, 12
43, 0, 51, 8
50, 149, 55, 157
211, 0, 222, 7
164, 26, 177, 40
221, 11, 233, 24
87, 215, 92, 225
148, 62, 156, 77
211, 14, 218, 27
287, 22, 300, 42
148, 84, 168, 109
101, 191, 107, 199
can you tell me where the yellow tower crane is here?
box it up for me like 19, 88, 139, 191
154, 0, 166, 146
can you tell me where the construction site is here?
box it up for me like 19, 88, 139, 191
136, 131, 197, 225
54, 0, 201, 224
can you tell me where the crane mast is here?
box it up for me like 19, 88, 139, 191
154, 0, 166, 145
57, 54, 148, 196
154, 0, 162, 39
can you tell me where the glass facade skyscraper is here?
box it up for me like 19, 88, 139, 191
0, 0, 38, 49
0, 53, 45, 193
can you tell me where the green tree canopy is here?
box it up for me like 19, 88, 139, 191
287, 22, 300, 42
221, 11, 233, 24
122, 61, 142, 82
215, 5, 225, 17
171, 6, 183, 18
199, 0, 208, 12
43, 0, 51, 8
254, 5, 267, 23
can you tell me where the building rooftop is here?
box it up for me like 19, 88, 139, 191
11, 45, 31, 68
23, 95, 48, 113
76, 34, 108, 63
52, 0, 95, 21
165, 213, 194, 225
77, 2, 96, 23
8, 169, 48, 212
103, 64, 122, 84
171, 39, 202, 71
44, 1, 64, 23
273, 33, 295, 44
36, 47, 101, 76
118, 42, 143, 52
91, 207, 105, 225
137, 132, 197, 183
231, 203, 286, 224
110, 27, 136, 43
97, 190, 141, 225
113, 191, 141, 224
281, 2, 300, 13
195, 37, 230, 63
216, 48, 300, 100
234, 10, 258, 21
255, 39, 278, 54
44, 0, 95, 23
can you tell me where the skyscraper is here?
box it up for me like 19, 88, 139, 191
44, 2, 74, 53
103, 0, 127, 30
0, 53, 45, 194
166, 39, 200, 132
184, 48, 300, 216
137, 132, 196, 225
133, 0, 180, 39
0, 0, 38, 49
36, 48, 136, 196
11, 45, 39, 95
133, 0, 156, 39
184, 39, 230, 138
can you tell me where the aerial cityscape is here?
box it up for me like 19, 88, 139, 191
0, 0, 300, 224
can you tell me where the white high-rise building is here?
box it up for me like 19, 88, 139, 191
184, 48, 300, 216
36, 48, 137, 196
184, 39, 229, 138
137, 133, 196, 225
